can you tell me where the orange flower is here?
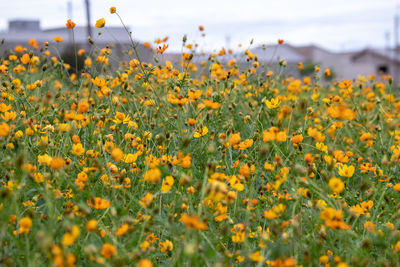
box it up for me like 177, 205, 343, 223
110, 6, 116, 14
229, 133, 241, 145
180, 214, 208, 230
143, 168, 161, 183
291, 134, 303, 145
78, 101, 89, 113
88, 197, 110, 209
0, 122, 10, 137
66, 19, 76, 29
393, 183, 400, 192
156, 44, 169, 54
138, 259, 153, 267
144, 42, 151, 49
20, 53, 30, 64
50, 157, 65, 170
95, 18, 106, 28
187, 118, 196, 125
53, 36, 64, 42
111, 148, 124, 162
77, 49, 85, 56
28, 38, 38, 50
116, 223, 129, 237
100, 243, 116, 258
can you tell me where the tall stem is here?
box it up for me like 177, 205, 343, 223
72, 29, 78, 75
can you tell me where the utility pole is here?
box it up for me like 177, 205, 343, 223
84, 0, 92, 38
67, 1, 73, 42
67, 1, 73, 20
385, 31, 390, 51
394, 6, 400, 82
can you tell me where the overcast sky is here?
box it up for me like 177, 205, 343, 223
0, 0, 399, 52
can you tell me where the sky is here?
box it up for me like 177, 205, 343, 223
0, 0, 399, 53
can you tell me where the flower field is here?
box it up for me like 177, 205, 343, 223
1, 8, 400, 267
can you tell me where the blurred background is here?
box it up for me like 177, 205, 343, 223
1, 0, 400, 80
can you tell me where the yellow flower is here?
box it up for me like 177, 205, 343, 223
62, 233, 75, 246
394, 240, 400, 252
38, 154, 53, 166
264, 162, 275, 171
231, 223, 246, 243
249, 251, 265, 262
337, 164, 355, 178
14, 130, 23, 139
139, 193, 154, 208
160, 240, 173, 253
18, 217, 32, 235
95, 18, 106, 28
265, 97, 281, 109
161, 176, 174, 192
194, 126, 208, 138
143, 168, 161, 183
140, 240, 150, 251
113, 112, 130, 124
124, 153, 139, 164
316, 142, 328, 152
34, 173, 45, 183
1, 111, 17, 121
328, 177, 344, 194
110, 6, 116, 14
229, 176, 244, 191
72, 143, 85, 156
58, 123, 70, 132
86, 219, 97, 232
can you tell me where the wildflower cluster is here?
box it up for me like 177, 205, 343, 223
1, 7, 400, 266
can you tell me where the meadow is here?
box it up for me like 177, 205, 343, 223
1, 7, 400, 267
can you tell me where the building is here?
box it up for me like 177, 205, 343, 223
0, 19, 153, 68
242, 43, 400, 81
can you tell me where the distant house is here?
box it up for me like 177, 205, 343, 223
295, 45, 400, 80
349, 48, 400, 80
0, 19, 153, 67
250, 44, 306, 64
243, 43, 400, 81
